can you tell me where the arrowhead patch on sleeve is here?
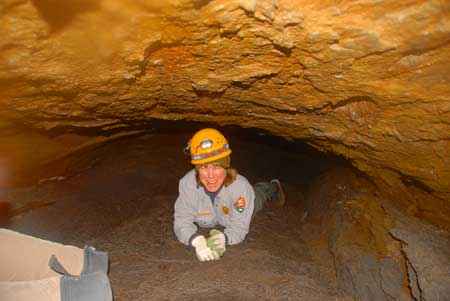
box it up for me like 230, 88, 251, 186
233, 196, 246, 213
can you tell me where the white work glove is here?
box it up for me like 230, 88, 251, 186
191, 235, 220, 262
206, 229, 226, 257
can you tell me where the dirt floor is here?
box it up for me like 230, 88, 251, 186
3, 129, 340, 300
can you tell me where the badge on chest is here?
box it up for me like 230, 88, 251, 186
233, 196, 246, 213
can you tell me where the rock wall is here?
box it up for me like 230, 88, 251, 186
304, 166, 450, 300
389, 206, 450, 301
0, 0, 449, 227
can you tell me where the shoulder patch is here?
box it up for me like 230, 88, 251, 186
233, 196, 246, 213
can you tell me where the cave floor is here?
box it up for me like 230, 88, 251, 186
4, 132, 338, 300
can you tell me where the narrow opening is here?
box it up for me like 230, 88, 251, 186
2, 121, 377, 299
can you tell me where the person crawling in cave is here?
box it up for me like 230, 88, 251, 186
174, 128, 285, 262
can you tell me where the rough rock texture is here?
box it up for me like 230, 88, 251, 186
305, 167, 412, 300
329, 201, 411, 301
388, 206, 450, 301
0, 1, 449, 228
4, 132, 340, 300
305, 166, 450, 300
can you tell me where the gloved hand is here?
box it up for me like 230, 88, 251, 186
206, 229, 226, 257
191, 235, 220, 262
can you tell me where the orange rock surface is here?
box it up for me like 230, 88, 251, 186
0, 0, 449, 227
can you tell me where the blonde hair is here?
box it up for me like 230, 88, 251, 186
196, 167, 238, 188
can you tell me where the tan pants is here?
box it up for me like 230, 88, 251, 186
0, 229, 84, 301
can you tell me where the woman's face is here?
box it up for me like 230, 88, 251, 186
198, 163, 226, 193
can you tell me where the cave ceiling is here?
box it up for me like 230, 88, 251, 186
0, 0, 449, 226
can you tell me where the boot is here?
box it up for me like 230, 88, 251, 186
270, 179, 286, 207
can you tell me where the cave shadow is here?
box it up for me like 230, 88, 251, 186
31, 0, 101, 32
37, 119, 364, 207
4, 121, 382, 299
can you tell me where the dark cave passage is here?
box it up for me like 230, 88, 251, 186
1, 123, 372, 300
2, 122, 440, 300
1, 1, 449, 299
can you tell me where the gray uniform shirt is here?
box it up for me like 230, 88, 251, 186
174, 169, 255, 246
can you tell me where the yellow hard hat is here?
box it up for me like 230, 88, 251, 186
188, 128, 232, 165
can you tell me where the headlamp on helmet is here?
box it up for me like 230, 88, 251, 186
188, 128, 232, 165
